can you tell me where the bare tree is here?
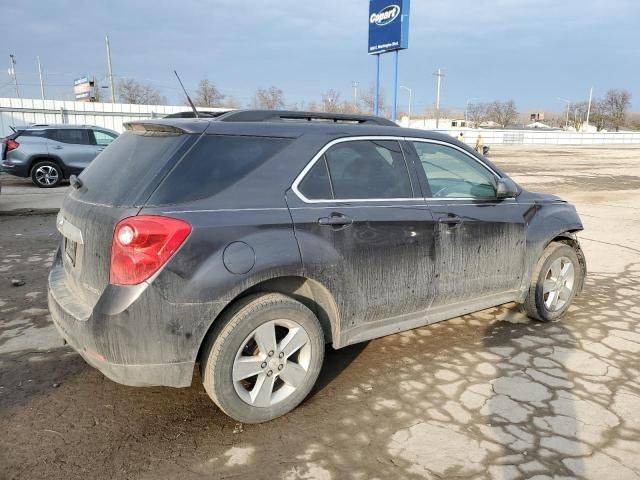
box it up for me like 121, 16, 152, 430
562, 101, 589, 131
360, 82, 387, 116
118, 78, 165, 105
193, 79, 225, 107
602, 89, 632, 132
253, 86, 285, 110
320, 89, 342, 113
466, 102, 490, 128
340, 101, 361, 114
222, 96, 242, 109
587, 100, 607, 131
488, 100, 518, 128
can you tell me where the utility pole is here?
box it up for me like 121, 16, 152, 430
400, 85, 412, 124
352, 81, 359, 108
585, 87, 593, 128
37, 56, 45, 101
433, 68, 444, 128
8, 54, 19, 98
106, 35, 116, 103
465, 98, 477, 123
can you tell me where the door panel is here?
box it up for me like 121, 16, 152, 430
288, 199, 437, 332
429, 200, 527, 306
47, 129, 96, 173
407, 140, 528, 307
288, 138, 437, 340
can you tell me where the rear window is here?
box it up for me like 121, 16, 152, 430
75, 131, 194, 207
148, 135, 291, 205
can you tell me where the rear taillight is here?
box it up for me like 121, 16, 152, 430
5, 139, 19, 152
110, 216, 192, 285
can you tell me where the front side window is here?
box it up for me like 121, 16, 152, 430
413, 142, 497, 199
298, 140, 412, 201
93, 130, 118, 146
53, 129, 90, 145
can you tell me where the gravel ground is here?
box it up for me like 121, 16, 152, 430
1, 145, 639, 480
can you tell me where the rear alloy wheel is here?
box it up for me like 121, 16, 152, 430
31, 161, 63, 188
200, 293, 324, 423
524, 242, 583, 321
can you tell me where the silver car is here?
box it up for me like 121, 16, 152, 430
0, 124, 118, 187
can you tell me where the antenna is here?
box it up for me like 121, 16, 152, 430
173, 70, 199, 118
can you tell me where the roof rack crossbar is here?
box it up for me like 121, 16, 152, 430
216, 110, 398, 127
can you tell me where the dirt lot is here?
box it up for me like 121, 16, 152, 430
1, 145, 639, 480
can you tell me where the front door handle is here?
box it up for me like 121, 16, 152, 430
52, 145, 63, 150
318, 214, 353, 227
438, 215, 463, 226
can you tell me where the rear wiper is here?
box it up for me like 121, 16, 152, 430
70, 174, 84, 190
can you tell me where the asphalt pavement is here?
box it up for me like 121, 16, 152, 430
0, 173, 67, 213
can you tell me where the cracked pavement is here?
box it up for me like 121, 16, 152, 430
1, 145, 639, 479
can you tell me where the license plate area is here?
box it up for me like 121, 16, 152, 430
64, 236, 77, 267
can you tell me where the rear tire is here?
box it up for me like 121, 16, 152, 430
523, 242, 583, 322
31, 161, 63, 188
200, 293, 325, 423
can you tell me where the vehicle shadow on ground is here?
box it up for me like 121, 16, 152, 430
2, 264, 639, 479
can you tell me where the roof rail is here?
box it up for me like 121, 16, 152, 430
163, 111, 228, 119
216, 110, 398, 127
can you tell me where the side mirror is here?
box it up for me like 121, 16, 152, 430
496, 178, 518, 199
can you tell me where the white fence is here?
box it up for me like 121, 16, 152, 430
2, 97, 640, 145
0, 98, 228, 137
426, 128, 640, 146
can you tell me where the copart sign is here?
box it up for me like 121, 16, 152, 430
368, 0, 410, 54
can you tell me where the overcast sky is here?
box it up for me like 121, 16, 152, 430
3, 0, 638, 112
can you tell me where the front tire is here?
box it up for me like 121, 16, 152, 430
524, 242, 583, 321
31, 161, 63, 188
200, 293, 325, 423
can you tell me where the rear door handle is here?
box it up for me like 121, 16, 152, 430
52, 145, 63, 150
318, 214, 353, 227
438, 215, 463, 226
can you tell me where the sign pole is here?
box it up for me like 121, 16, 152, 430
37, 56, 45, 101
374, 54, 380, 116
368, 0, 409, 118
106, 35, 116, 103
392, 50, 399, 122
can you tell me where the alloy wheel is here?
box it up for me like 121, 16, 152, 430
232, 319, 312, 408
543, 256, 575, 312
35, 165, 59, 186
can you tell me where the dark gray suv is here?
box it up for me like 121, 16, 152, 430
1, 124, 118, 187
48, 111, 586, 423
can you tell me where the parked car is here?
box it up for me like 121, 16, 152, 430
1, 124, 119, 188
48, 110, 586, 423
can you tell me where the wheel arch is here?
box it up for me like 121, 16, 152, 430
546, 230, 587, 293
196, 275, 340, 365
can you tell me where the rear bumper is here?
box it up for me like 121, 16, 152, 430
47, 252, 225, 388
0, 161, 29, 177
48, 288, 194, 387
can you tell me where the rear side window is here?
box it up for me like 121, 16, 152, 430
52, 129, 91, 145
298, 156, 333, 200
149, 135, 291, 205
298, 140, 412, 200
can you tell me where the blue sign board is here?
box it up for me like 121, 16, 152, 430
368, 0, 410, 55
